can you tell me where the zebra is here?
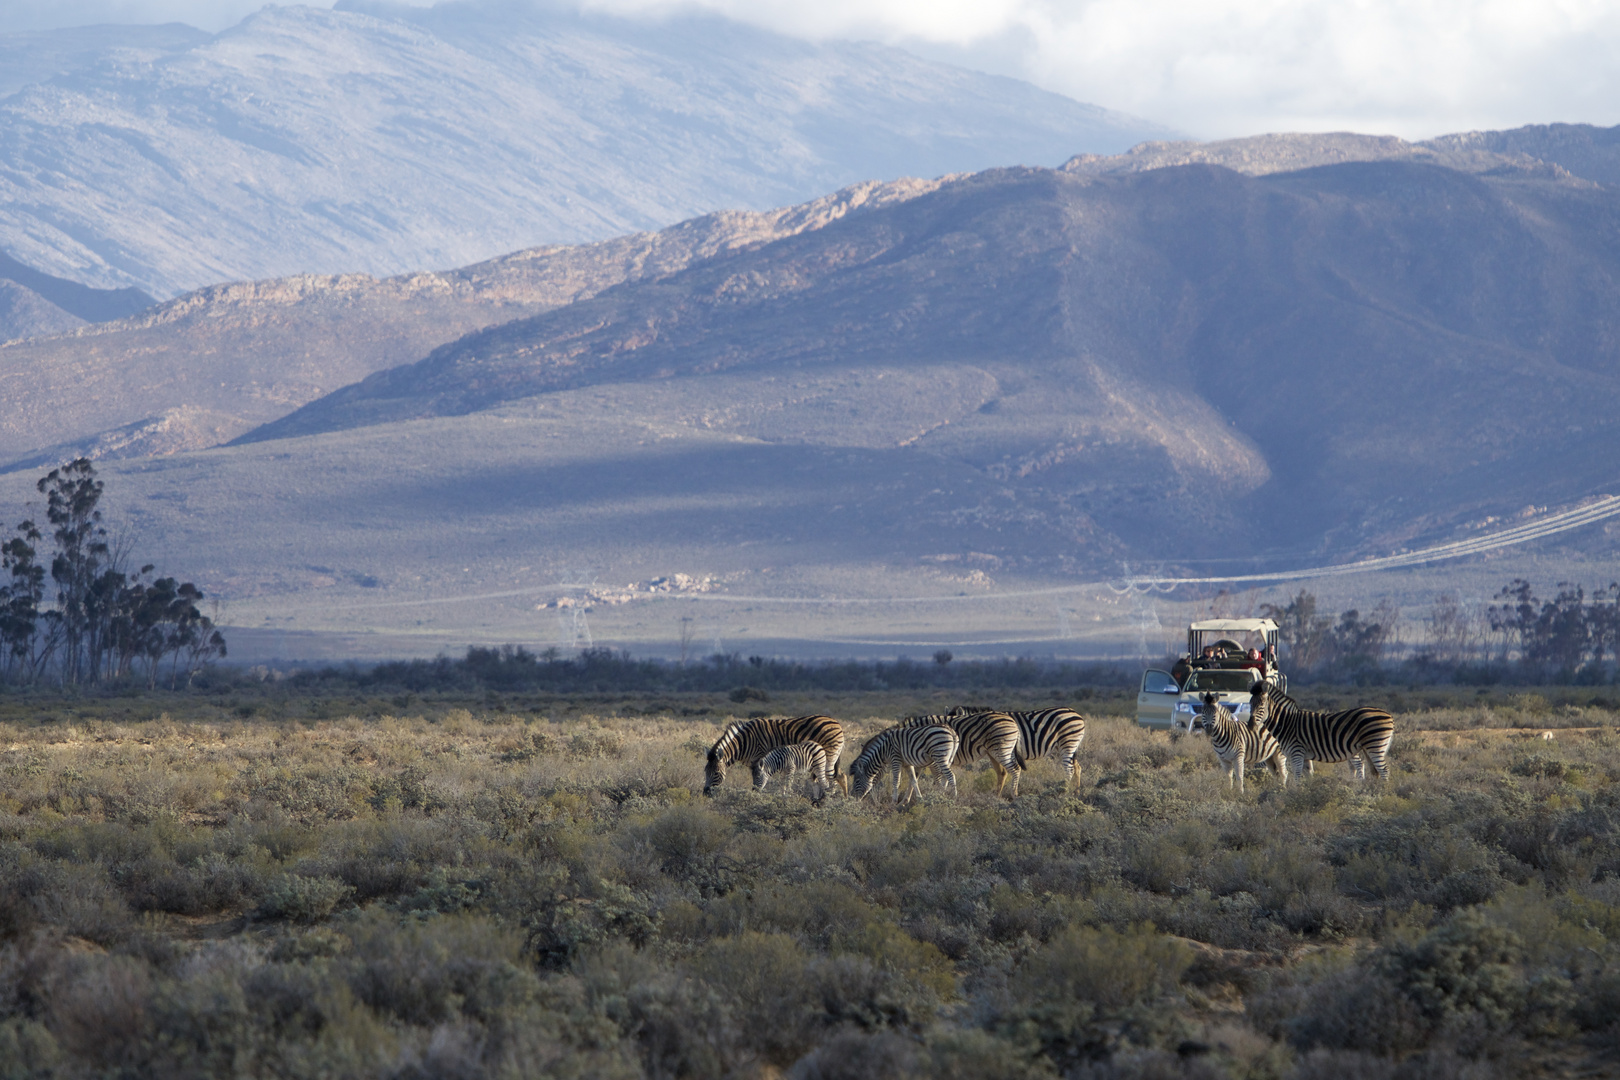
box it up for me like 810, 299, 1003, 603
849, 724, 960, 803
1191, 692, 1285, 794
756, 741, 833, 804
1002, 707, 1087, 795
1248, 682, 1395, 783
900, 710, 1021, 797
704, 715, 846, 795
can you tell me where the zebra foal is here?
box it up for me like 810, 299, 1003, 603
849, 724, 960, 804
1191, 693, 1285, 794
704, 715, 846, 795
756, 742, 833, 804
1248, 683, 1394, 783
900, 710, 1021, 797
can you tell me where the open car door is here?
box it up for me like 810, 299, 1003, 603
1136, 669, 1179, 729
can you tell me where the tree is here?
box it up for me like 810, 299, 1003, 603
37, 459, 111, 685
1487, 580, 1537, 664
1427, 594, 1473, 662
0, 520, 46, 680
0, 459, 226, 688
1260, 590, 1334, 672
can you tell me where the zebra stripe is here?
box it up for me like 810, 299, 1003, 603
849, 724, 960, 803
1248, 683, 1394, 783
1192, 693, 1285, 793
756, 742, 833, 803
1002, 708, 1087, 795
704, 715, 846, 795
901, 710, 1021, 797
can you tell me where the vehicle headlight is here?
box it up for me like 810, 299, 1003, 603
1234, 703, 1251, 718
1174, 702, 1196, 714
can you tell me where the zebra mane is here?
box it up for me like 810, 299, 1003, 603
708, 721, 748, 761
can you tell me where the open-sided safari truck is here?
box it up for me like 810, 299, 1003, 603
1136, 618, 1284, 730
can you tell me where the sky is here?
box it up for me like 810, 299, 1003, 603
3, 0, 1617, 140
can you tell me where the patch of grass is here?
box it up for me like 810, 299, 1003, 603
0, 687, 1614, 1076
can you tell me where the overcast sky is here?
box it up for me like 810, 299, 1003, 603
5, 0, 1617, 140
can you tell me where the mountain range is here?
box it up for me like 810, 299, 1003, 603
240, 140, 1620, 569
0, 0, 1170, 298
2, 30, 1620, 655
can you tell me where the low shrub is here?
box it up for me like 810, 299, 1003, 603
256, 874, 355, 923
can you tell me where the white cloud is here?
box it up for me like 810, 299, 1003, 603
582, 0, 1620, 139
5, 0, 1618, 139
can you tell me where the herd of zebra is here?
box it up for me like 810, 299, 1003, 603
702, 707, 1085, 804
702, 683, 1397, 803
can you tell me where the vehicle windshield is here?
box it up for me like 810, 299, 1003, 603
1184, 669, 1258, 692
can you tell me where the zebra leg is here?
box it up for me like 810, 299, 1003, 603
1290, 750, 1307, 786
1235, 751, 1245, 795
903, 765, 925, 804
991, 760, 1010, 798
1349, 755, 1365, 781
938, 761, 958, 797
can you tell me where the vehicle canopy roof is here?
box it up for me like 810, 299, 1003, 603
1188, 619, 1279, 632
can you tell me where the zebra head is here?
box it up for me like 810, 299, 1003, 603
1248, 683, 1271, 726
702, 749, 726, 795
703, 723, 743, 795
848, 734, 885, 800
1191, 692, 1222, 735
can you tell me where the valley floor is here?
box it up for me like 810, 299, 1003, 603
0, 686, 1617, 1078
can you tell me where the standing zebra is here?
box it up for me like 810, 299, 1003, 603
1248, 683, 1394, 783
900, 710, 1021, 797
704, 715, 846, 795
1191, 693, 1285, 794
1001, 708, 1087, 795
849, 724, 960, 803
756, 742, 833, 804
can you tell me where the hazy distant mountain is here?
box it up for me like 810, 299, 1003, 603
0, 177, 935, 466
0, 0, 1172, 297
249, 152, 1620, 566
0, 248, 153, 340
1060, 124, 1620, 185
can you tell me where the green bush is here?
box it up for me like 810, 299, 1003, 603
692, 932, 821, 1063
257, 873, 355, 923
345, 912, 538, 1026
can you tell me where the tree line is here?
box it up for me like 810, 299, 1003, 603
0, 459, 224, 688
1259, 581, 1620, 683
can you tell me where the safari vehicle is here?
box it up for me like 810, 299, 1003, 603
1135, 618, 1284, 730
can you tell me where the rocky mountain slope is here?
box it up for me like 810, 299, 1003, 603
1060, 124, 1620, 184
0, 178, 937, 466
0, 249, 154, 341
4, 129, 1620, 654
248, 151, 1620, 566
0, 0, 1169, 297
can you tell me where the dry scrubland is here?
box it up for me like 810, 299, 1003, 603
1, 687, 1620, 1078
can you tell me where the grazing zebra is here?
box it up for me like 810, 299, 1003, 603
900, 710, 1021, 797
849, 724, 960, 803
756, 742, 833, 804
1248, 683, 1394, 783
1002, 708, 1087, 795
1191, 693, 1285, 794
704, 715, 846, 795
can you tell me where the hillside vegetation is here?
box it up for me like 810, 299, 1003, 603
0, 685, 1618, 1077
